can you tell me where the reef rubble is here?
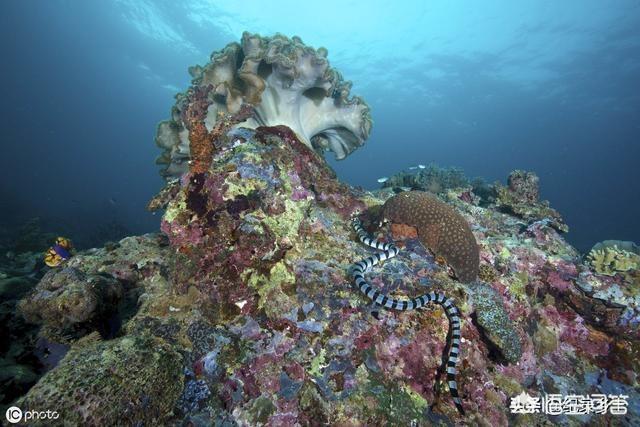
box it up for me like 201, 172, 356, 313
11, 123, 640, 426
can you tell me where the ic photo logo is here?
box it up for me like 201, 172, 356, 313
5, 406, 60, 424
5, 406, 22, 424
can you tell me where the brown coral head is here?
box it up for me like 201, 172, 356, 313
382, 191, 480, 283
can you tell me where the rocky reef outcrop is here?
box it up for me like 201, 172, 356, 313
18, 268, 123, 340
18, 332, 183, 426
9, 35, 640, 426
156, 32, 372, 179
382, 163, 471, 195
381, 165, 568, 234
495, 169, 568, 233
12, 123, 640, 425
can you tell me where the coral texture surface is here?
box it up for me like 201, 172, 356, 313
381, 191, 480, 283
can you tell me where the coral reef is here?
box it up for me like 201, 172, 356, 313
156, 32, 372, 179
159, 124, 361, 324
349, 217, 465, 413
495, 170, 568, 233
8, 35, 640, 425
381, 191, 480, 283
382, 163, 470, 194
10, 125, 640, 425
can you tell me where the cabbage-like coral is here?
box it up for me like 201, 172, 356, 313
155, 32, 372, 179
381, 191, 480, 283
587, 241, 640, 276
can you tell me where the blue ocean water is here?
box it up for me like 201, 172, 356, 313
0, 0, 639, 252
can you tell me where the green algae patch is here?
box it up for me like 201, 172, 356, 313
533, 322, 558, 357
342, 365, 431, 424
18, 333, 183, 426
308, 348, 327, 377
509, 270, 529, 300
498, 246, 512, 263
402, 383, 430, 413
247, 395, 276, 424
371, 378, 429, 421
248, 261, 297, 320
224, 176, 267, 200
262, 199, 310, 242
493, 372, 523, 397
164, 196, 187, 223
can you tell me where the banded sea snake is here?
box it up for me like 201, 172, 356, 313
349, 217, 465, 415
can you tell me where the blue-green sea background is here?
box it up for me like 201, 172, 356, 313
1, 0, 639, 252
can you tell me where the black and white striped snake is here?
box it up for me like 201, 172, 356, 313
350, 217, 465, 415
